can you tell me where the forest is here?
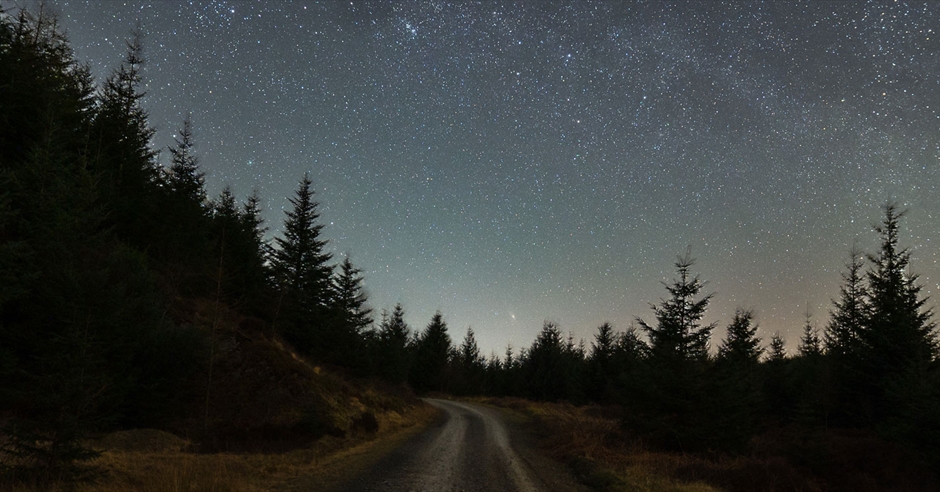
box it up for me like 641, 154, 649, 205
2, 7, 939, 488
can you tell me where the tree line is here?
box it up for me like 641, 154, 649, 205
1, 6, 938, 481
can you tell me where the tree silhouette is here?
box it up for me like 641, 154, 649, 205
717, 309, 763, 366
376, 304, 412, 384
158, 114, 211, 294
767, 332, 787, 362
634, 251, 716, 450
713, 309, 763, 449
638, 251, 715, 366
825, 246, 868, 358
454, 327, 485, 395
327, 255, 373, 371
270, 173, 333, 355
410, 312, 452, 393
858, 203, 937, 428
587, 322, 618, 403
90, 26, 161, 249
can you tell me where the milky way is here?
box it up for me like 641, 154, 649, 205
30, 1, 940, 355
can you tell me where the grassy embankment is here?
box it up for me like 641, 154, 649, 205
482, 397, 938, 492
0, 405, 435, 492
0, 298, 439, 492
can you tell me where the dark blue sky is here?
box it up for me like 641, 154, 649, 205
30, 0, 940, 355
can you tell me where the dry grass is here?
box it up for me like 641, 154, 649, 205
481, 397, 939, 492
0, 404, 439, 492
480, 397, 723, 492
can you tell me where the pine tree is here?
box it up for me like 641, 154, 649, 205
377, 304, 412, 384
767, 332, 787, 362
717, 309, 763, 366
454, 327, 485, 395
327, 255, 373, 371
90, 26, 161, 248
713, 309, 763, 449
331, 255, 373, 335
270, 173, 333, 354
165, 114, 206, 205
638, 251, 715, 366
158, 114, 210, 294
587, 322, 618, 402
524, 321, 570, 401
410, 312, 452, 393
797, 312, 822, 358
859, 203, 937, 426
633, 251, 716, 450
825, 247, 868, 358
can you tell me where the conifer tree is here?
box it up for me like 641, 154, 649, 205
524, 321, 570, 401
410, 312, 452, 393
859, 203, 937, 426
331, 255, 373, 335
825, 247, 868, 358
327, 255, 373, 371
797, 313, 822, 358
633, 252, 716, 450
454, 327, 485, 395
713, 309, 763, 448
762, 331, 793, 420
158, 114, 210, 294
237, 189, 270, 307
270, 173, 333, 354
824, 247, 871, 425
208, 186, 268, 311
638, 252, 715, 367
767, 332, 787, 362
587, 322, 618, 402
90, 26, 161, 247
717, 309, 763, 366
165, 114, 206, 205
377, 304, 412, 384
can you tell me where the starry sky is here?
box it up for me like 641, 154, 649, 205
22, 1, 940, 356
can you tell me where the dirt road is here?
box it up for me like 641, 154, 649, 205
328, 398, 588, 492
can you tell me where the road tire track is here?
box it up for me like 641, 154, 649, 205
329, 399, 587, 492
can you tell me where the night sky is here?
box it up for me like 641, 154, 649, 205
24, 1, 940, 356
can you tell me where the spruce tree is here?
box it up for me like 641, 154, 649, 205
208, 187, 269, 311
762, 331, 794, 421
587, 322, 618, 403
714, 309, 763, 448
634, 251, 716, 450
270, 173, 333, 354
90, 26, 161, 248
165, 114, 206, 205
454, 327, 485, 395
797, 314, 822, 358
158, 114, 210, 294
377, 303, 412, 384
331, 255, 373, 335
327, 255, 373, 371
767, 332, 787, 362
524, 321, 569, 401
410, 312, 452, 393
825, 247, 868, 358
717, 309, 763, 366
859, 203, 937, 426
638, 252, 715, 366
825, 247, 870, 425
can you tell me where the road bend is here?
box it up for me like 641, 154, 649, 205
329, 398, 586, 492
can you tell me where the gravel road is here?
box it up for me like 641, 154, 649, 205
330, 399, 588, 492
